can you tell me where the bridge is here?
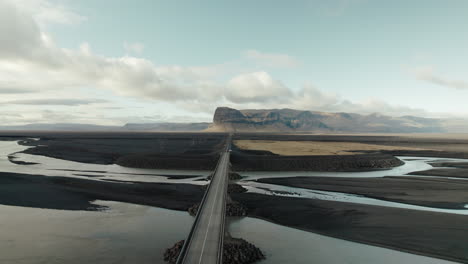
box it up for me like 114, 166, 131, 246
176, 136, 231, 264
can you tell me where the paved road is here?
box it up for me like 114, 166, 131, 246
178, 139, 231, 264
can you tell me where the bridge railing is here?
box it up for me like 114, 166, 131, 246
176, 137, 230, 264
217, 158, 229, 264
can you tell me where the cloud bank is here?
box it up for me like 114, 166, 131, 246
0, 0, 438, 125
5, 99, 107, 106
413, 67, 468, 90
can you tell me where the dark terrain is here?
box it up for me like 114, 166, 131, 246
1, 132, 468, 263
3, 106, 468, 133
410, 168, 468, 179
256, 176, 468, 209
231, 192, 468, 263
0, 171, 204, 211
16, 132, 226, 169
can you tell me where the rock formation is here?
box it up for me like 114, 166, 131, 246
228, 183, 247, 194
164, 238, 264, 264
208, 106, 460, 133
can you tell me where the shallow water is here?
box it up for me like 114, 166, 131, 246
0, 139, 466, 263
241, 181, 468, 215
0, 140, 209, 184
228, 217, 457, 264
239, 156, 468, 180
0, 200, 192, 264
238, 155, 468, 214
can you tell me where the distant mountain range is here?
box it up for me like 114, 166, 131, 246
1, 107, 467, 133
123, 122, 210, 131
208, 107, 468, 133
0, 122, 210, 132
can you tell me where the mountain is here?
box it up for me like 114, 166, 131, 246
123, 122, 210, 131
0, 123, 118, 131
0, 122, 210, 132
208, 107, 468, 133
1, 108, 467, 133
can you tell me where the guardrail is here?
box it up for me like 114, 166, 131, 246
217, 155, 229, 264
175, 135, 230, 264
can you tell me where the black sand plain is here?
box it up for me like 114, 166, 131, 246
1, 132, 468, 262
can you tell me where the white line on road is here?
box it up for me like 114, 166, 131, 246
197, 155, 226, 264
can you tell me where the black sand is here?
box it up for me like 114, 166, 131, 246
411, 168, 468, 179
232, 192, 468, 263
0, 172, 205, 211
256, 176, 468, 209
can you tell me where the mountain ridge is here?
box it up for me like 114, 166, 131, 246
0, 107, 466, 133
208, 107, 468, 133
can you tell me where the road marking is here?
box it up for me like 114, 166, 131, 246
197, 155, 226, 264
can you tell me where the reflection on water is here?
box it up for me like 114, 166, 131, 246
1, 139, 466, 263
239, 156, 468, 180
0, 140, 196, 264
241, 181, 468, 215
228, 217, 457, 264
238, 154, 468, 215
0, 140, 208, 184
0, 200, 192, 264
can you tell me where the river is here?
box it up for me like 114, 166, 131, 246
0, 139, 463, 263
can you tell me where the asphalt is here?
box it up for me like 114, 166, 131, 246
179, 142, 230, 264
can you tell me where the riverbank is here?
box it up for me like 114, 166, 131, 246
4, 134, 417, 172
231, 192, 468, 263
0, 172, 204, 211
256, 175, 468, 209
411, 168, 468, 179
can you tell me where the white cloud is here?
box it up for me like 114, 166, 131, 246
412, 66, 468, 90
0, 0, 449, 125
5, 98, 107, 106
124, 42, 144, 54
225, 71, 292, 103
6, 0, 86, 26
0, 87, 35, 94
243, 49, 300, 68
293, 83, 340, 110
0, 0, 228, 105
334, 99, 429, 117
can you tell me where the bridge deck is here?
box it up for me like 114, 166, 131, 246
178, 140, 230, 264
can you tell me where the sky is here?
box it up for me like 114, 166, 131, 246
1, 0, 468, 125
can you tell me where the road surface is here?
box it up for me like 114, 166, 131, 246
178, 138, 231, 264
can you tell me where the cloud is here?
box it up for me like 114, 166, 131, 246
5, 98, 107, 106
225, 71, 292, 103
6, 0, 86, 26
0, 0, 224, 104
0, 0, 449, 125
334, 99, 429, 117
0, 87, 35, 94
124, 42, 144, 54
293, 83, 340, 110
0, 1, 45, 61
243, 50, 300, 68
412, 66, 468, 90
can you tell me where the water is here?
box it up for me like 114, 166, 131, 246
237, 155, 468, 215
241, 181, 468, 215
228, 217, 457, 264
0, 140, 196, 264
0, 200, 192, 264
0, 140, 209, 185
238, 156, 468, 180
0, 139, 466, 263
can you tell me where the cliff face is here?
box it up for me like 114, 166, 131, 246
213, 107, 246, 124
211, 107, 330, 132
209, 107, 458, 133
